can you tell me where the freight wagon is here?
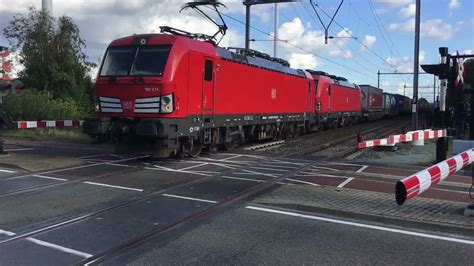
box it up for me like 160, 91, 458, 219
359, 85, 384, 120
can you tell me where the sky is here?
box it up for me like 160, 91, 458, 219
0, 0, 473, 101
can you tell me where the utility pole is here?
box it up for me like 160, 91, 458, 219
42, 0, 52, 15
377, 70, 380, 88
412, 0, 421, 131
438, 47, 449, 162
245, 3, 251, 49
274, 3, 278, 57
244, 0, 298, 51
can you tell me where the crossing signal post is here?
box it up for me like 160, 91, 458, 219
421, 47, 449, 162
422, 47, 474, 162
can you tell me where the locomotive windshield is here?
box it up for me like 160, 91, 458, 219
100, 45, 171, 77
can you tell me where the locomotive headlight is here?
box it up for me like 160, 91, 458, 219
160, 94, 174, 114
94, 97, 101, 112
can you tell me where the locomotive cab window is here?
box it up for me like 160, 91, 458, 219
131, 46, 171, 76
100, 45, 171, 77
204, 60, 213, 81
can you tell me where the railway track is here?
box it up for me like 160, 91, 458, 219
241, 116, 410, 159
0, 155, 150, 198
252, 117, 410, 156
288, 120, 408, 158
0, 145, 331, 264
243, 140, 285, 152
0, 117, 415, 263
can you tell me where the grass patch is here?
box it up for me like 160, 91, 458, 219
0, 128, 91, 142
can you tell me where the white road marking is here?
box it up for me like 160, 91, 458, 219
311, 166, 341, 172
315, 173, 346, 178
4, 155, 149, 181
278, 157, 313, 162
220, 153, 269, 159
239, 169, 278, 177
268, 159, 306, 166
162, 193, 218, 203
145, 167, 212, 177
150, 164, 178, 171
201, 162, 236, 169
176, 160, 237, 169
33, 175, 68, 182
259, 164, 296, 170
327, 162, 364, 166
196, 156, 250, 165
246, 206, 474, 245
77, 153, 117, 159
337, 178, 355, 188
178, 163, 208, 171
4, 148, 35, 152
221, 176, 290, 186
221, 175, 265, 183
356, 165, 369, 173
0, 229, 14, 236
286, 178, 321, 186
105, 163, 138, 168
83, 181, 143, 192
221, 155, 242, 161
299, 171, 320, 175
26, 237, 92, 258
0, 229, 92, 258
0, 169, 17, 173
250, 166, 288, 172
192, 171, 220, 174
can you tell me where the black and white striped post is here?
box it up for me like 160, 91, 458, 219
436, 47, 449, 162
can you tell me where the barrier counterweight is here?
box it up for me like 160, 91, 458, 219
395, 147, 474, 205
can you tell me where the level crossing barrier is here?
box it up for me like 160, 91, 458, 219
395, 147, 474, 205
357, 129, 446, 149
16, 120, 83, 129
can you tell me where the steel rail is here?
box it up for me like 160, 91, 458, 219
0, 155, 150, 198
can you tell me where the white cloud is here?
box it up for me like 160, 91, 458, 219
463, 50, 473, 55
417, 50, 426, 64
277, 18, 353, 60
373, 0, 412, 7
449, 0, 461, 9
398, 3, 416, 18
385, 55, 413, 73
288, 53, 318, 69
388, 19, 456, 40
384, 50, 425, 74
0, 0, 246, 63
361, 35, 376, 49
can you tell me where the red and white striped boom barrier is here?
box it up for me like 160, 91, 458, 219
358, 129, 446, 149
395, 147, 474, 205
16, 120, 83, 129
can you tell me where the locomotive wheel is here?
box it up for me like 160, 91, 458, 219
223, 140, 236, 151
187, 139, 202, 158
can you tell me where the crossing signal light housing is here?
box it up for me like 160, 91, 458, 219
11, 80, 24, 96
0, 79, 25, 97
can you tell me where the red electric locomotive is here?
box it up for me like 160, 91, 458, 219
83, 26, 319, 157
82, 2, 370, 158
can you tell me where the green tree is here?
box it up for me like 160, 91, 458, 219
2, 7, 95, 107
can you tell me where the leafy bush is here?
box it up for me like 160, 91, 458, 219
3, 90, 92, 120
